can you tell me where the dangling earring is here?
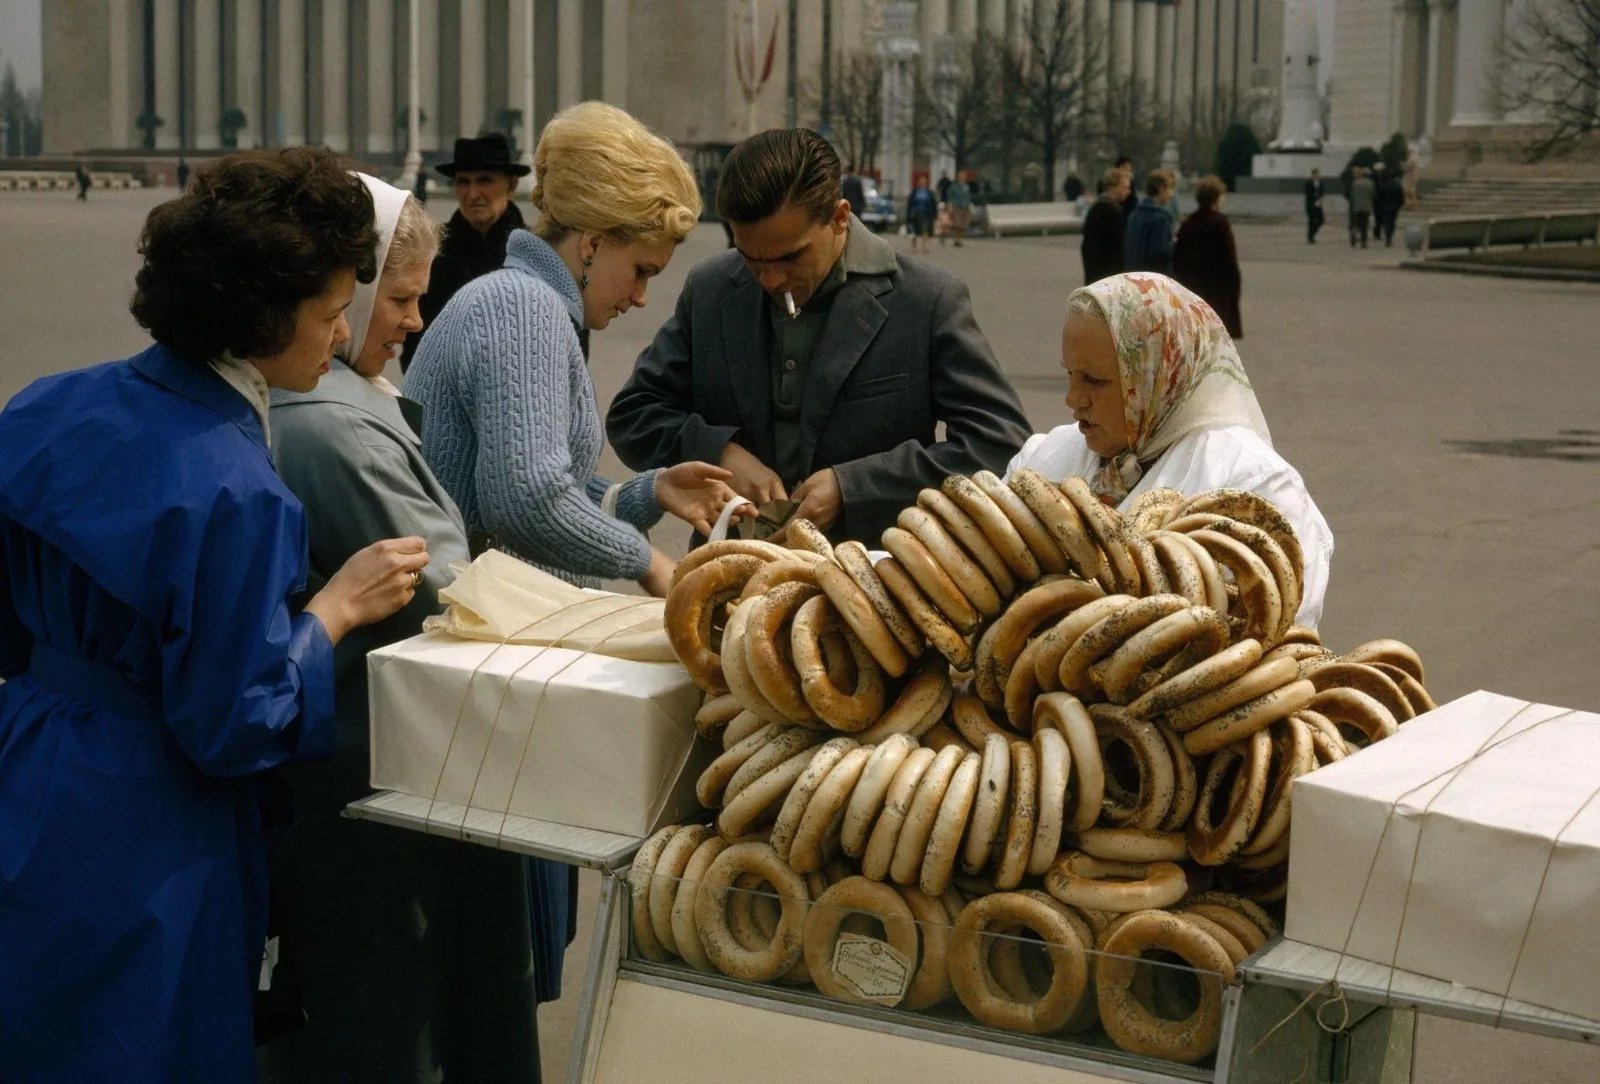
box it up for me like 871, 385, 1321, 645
579, 255, 592, 290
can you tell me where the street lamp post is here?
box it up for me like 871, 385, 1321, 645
397, 0, 423, 190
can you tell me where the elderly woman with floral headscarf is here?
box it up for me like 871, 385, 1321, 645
1007, 272, 1332, 627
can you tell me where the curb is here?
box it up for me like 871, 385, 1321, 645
1398, 259, 1600, 284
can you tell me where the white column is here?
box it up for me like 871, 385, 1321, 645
1423, 0, 1450, 136
1450, 0, 1498, 126
1156, 0, 1176, 109
980, 0, 1006, 37
192, 0, 221, 147
954, 0, 978, 37
399, 0, 422, 184
277, 0, 305, 144
602, 0, 629, 106
1113, 0, 1136, 88
557, 0, 583, 107
1135, 1, 1158, 92
1215, 0, 1237, 97
154, 0, 181, 148
509, 0, 535, 172
366, 0, 394, 152
460, 0, 487, 137
1091, 0, 1112, 104
418, 0, 439, 150
319, 0, 347, 150
234, 0, 260, 147
109, 0, 133, 145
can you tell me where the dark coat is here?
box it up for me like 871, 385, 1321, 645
1081, 196, 1125, 284
1173, 207, 1243, 338
402, 201, 527, 369
1124, 197, 1176, 274
1304, 178, 1325, 212
605, 227, 1033, 544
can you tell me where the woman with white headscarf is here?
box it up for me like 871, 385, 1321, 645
1007, 272, 1332, 627
267, 175, 544, 1081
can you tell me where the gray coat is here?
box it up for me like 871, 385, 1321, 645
265, 364, 542, 1081
605, 224, 1033, 542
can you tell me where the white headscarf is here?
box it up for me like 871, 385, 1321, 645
338, 173, 412, 384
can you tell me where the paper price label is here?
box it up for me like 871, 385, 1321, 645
830, 933, 913, 1004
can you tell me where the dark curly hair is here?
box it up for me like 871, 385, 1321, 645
131, 147, 378, 363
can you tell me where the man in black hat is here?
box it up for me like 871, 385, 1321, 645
402, 132, 531, 369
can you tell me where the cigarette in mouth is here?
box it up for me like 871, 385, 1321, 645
783, 291, 799, 319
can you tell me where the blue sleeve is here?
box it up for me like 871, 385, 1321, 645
0, 559, 28, 678
469, 283, 654, 581
159, 490, 335, 777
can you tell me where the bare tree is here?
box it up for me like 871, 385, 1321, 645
1174, 82, 1247, 180
1091, 74, 1171, 177
807, 49, 885, 174
1497, 0, 1600, 159
1009, 0, 1103, 197
917, 31, 1003, 173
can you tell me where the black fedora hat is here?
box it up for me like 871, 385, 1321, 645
435, 132, 531, 178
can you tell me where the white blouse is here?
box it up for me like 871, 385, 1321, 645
1006, 424, 1333, 629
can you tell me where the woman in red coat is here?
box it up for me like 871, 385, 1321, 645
1173, 174, 1243, 338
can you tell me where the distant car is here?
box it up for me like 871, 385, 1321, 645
859, 183, 900, 233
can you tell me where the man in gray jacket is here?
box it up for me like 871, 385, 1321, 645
606, 128, 1032, 544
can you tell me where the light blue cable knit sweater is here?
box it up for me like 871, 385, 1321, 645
405, 230, 662, 588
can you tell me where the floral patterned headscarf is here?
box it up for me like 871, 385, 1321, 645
1070, 272, 1270, 502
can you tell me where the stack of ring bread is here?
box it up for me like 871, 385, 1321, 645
658, 475, 1434, 1062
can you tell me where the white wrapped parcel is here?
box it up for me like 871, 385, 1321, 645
1286, 690, 1600, 1021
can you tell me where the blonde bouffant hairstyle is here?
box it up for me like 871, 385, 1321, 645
530, 101, 702, 246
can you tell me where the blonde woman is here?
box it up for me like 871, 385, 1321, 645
269, 176, 541, 1080
406, 101, 739, 596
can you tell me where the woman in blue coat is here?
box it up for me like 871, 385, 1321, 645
0, 148, 431, 1081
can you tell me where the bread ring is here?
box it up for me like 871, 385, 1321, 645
628, 826, 680, 961
898, 506, 1002, 618
1231, 827, 1291, 871
1090, 704, 1176, 831
1309, 661, 1415, 721
1170, 488, 1305, 598
721, 597, 794, 726
950, 694, 1007, 746
1009, 469, 1108, 584
1187, 728, 1271, 865
1147, 530, 1208, 606
1002, 635, 1045, 731
1044, 852, 1188, 912
789, 745, 873, 874
669, 835, 731, 971
861, 747, 938, 881
1060, 476, 1142, 593
1127, 486, 1186, 534
722, 726, 819, 807
949, 891, 1090, 1034
649, 824, 716, 956
669, 539, 800, 590
1073, 827, 1188, 863
972, 469, 1070, 574
783, 516, 834, 559
694, 842, 810, 981
874, 556, 973, 670
814, 556, 912, 678
737, 551, 824, 601
1186, 529, 1285, 647
882, 527, 981, 633
800, 876, 920, 1005
665, 554, 769, 692
853, 654, 953, 744
1307, 686, 1399, 747
1096, 910, 1234, 1064
790, 596, 887, 732
1267, 642, 1337, 667
1156, 721, 1198, 832
718, 741, 820, 839
1031, 593, 1137, 693
834, 541, 924, 659
1164, 655, 1300, 733
1174, 911, 1249, 966
1216, 860, 1289, 904
1126, 535, 1171, 595
921, 749, 983, 895
917, 487, 1018, 600
1061, 594, 1192, 696
1241, 715, 1315, 856
962, 732, 1012, 875
770, 737, 859, 864
720, 709, 768, 750
1181, 902, 1266, 956
1153, 530, 1230, 612
922, 722, 971, 753
1368, 662, 1437, 714
1301, 709, 1351, 765
943, 473, 1044, 581
898, 886, 955, 1010
1095, 606, 1232, 705
697, 721, 781, 807
743, 582, 823, 724
1027, 726, 1071, 876
695, 692, 745, 741
890, 744, 967, 886
994, 740, 1038, 889
1032, 692, 1105, 832
840, 733, 918, 857
1180, 677, 1316, 757
976, 578, 1105, 706
1184, 890, 1279, 939
985, 891, 1098, 1033
1168, 512, 1301, 641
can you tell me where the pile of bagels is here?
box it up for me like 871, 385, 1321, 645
650, 470, 1434, 1064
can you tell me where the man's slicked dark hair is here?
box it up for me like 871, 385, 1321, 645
131, 146, 378, 364
715, 128, 841, 225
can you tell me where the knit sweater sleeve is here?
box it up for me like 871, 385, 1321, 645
469, 279, 653, 581
586, 472, 665, 532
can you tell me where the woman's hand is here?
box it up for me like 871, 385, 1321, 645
304, 536, 430, 645
639, 548, 676, 598
655, 461, 749, 537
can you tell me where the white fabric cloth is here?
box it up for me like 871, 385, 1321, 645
338, 173, 411, 369
1007, 423, 1333, 629
209, 353, 273, 446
